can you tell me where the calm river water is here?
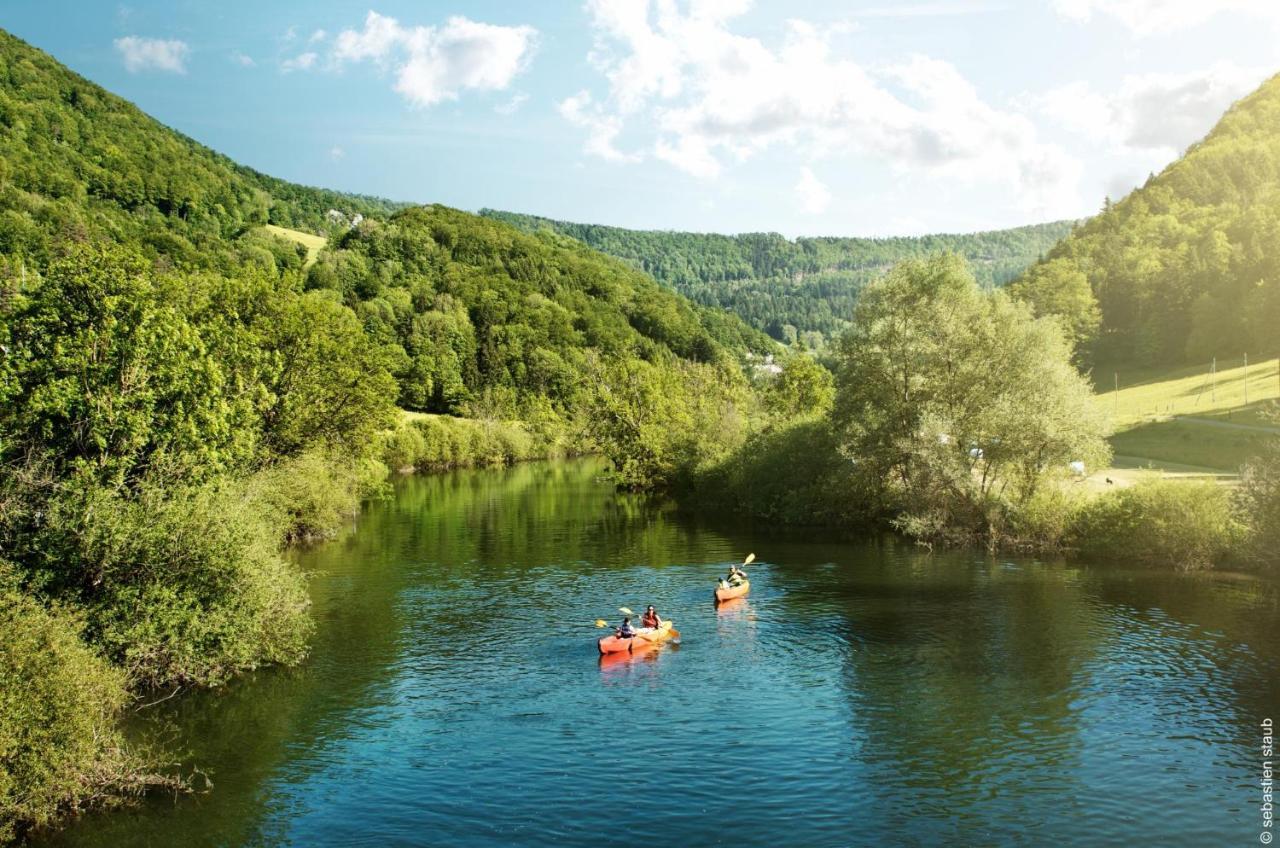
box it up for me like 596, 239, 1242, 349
32, 459, 1279, 847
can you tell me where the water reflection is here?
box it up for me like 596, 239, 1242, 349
31, 459, 1280, 848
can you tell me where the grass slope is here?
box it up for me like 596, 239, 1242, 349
264, 224, 326, 267
1096, 356, 1279, 473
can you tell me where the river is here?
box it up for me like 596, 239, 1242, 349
31, 458, 1279, 847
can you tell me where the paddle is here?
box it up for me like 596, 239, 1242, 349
598, 607, 678, 643
633, 621, 679, 642
716, 553, 755, 589
717, 553, 755, 575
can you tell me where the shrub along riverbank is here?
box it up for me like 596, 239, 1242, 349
583, 255, 1280, 574
0, 412, 573, 841
0, 238, 593, 841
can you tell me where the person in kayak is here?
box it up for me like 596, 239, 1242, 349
725, 563, 747, 586
615, 617, 636, 639
641, 605, 662, 629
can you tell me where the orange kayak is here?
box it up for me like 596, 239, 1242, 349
714, 580, 749, 602
597, 621, 674, 654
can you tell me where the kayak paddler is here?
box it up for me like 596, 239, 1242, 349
615, 617, 636, 639
725, 563, 747, 586
641, 605, 662, 629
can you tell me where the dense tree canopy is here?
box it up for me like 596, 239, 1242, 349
1012, 73, 1280, 366
0, 29, 404, 276
483, 209, 1075, 347
0, 24, 771, 770
0, 27, 773, 726
830, 255, 1110, 537
308, 206, 773, 418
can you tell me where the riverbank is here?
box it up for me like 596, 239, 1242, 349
682, 411, 1272, 573
0, 412, 578, 844
24, 458, 1280, 848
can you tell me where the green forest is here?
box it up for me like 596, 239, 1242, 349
1011, 73, 1280, 367
2, 21, 1280, 845
482, 209, 1075, 346
0, 29, 769, 840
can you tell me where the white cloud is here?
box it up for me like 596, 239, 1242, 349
567, 1, 1081, 216
795, 167, 831, 214
309, 29, 327, 44
333, 10, 538, 107
114, 36, 189, 74
330, 146, 346, 161
1052, 0, 1280, 35
855, 3, 1007, 18
495, 92, 529, 115
231, 51, 255, 67
281, 52, 317, 73
559, 90, 641, 162
1034, 64, 1269, 155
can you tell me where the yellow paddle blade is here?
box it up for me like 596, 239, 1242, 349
619, 607, 634, 616
595, 619, 607, 628
743, 553, 756, 565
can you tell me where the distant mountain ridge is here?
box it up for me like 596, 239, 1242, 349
481, 209, 1077, 345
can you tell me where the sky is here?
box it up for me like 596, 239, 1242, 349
5, 1, 1280, 237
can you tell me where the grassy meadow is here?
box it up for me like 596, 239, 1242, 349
1091, 356, 1279, 477
264, 224, 327, 267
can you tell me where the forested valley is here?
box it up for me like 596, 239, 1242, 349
0, 29, 770, 840
483, 209, 1074, 347
2, 25, 1280, 846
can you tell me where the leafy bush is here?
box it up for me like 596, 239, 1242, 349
1068, 478, 1244, 569
1238, 421, 1280, 570
45, 478, 313, 688
245, 450, 387, 544
693, 418, 876, 527
379, 414, 564, 473
1000, 482, 1086, 551
760, 353, 834, 420
381, 422, 428, 472
0, 564, 138, 841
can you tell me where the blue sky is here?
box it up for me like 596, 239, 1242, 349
5, 1, 1280, 236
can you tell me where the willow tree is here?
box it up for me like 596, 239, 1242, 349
831, 254, 1110, 541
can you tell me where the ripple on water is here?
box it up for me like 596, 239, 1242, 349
28, 460, 1280, 848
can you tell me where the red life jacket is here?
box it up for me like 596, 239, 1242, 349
642, 611, 659, 628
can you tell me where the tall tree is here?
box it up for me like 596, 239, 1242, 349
832, 255, 1109, 536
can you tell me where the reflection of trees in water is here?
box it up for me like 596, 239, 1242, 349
39, 459, 748, 847
39, 460, 1278, 847
798, 546, 1279, 841
763, 546, 1106, 838
367, 459, 735, 580
1079, 567, 1280, 750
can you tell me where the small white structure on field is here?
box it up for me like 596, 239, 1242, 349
1068, 460, 1086, 478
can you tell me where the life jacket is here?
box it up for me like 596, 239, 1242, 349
642, 611, 659, 628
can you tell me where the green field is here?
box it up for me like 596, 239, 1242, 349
265, 223, 327, 267
1095, 356, 1279, 473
